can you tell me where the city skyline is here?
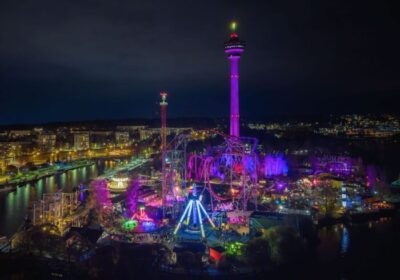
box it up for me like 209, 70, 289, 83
1, 0, 399, 125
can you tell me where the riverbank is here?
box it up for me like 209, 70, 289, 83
0, 160, 95, 192
316, 207, 398, 227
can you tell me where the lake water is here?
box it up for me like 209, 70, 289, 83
315, 215, 400, 278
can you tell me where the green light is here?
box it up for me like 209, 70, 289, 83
224, 241, 244, 256
230, 21, 237, 31
123, 219, 138, 231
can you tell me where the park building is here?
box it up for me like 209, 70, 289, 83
115, 131, 130, 147
116, 125, 147, 132
8, 130, 32, 139
74, 132, 90, 151
37, 133, 57, 152
139, 127, 192, 141
89, 130, 114, 149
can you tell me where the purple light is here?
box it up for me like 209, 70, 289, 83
188, 154, 207, 181
275, 181, 287, 192
229, 56, 240, 137
140, 221, 156, 231
210, 159, 225, 180
263, 155, 288, 177
224, 30, 245, 137
79, 191, 85, 202
126, 180, 140, 216
92, 179, 111, 208
366, 165, 377, 188
327, 162, 352, 175
243, 155, 257, 177
312, 156, 354, 176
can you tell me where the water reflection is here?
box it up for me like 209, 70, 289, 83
0, 160, 115, 236
340, 226, 349, 255
317, 223, 350, 262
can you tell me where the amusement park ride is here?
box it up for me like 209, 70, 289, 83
173, 186, 216, 238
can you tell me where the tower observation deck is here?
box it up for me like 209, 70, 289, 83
224, 21, 245, 138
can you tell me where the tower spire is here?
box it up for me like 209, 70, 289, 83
224, 21, 245, 137
230, 21, 237, 32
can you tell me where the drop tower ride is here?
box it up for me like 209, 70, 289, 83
224, 21, 245, 137
160, 92, 168, 217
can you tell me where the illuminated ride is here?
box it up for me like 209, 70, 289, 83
160, 92, 168, 218
108, 176, 129, 193
123, 180, 159, 233
122, 211, 158, 233
125, 205, 157, 233
173, 186, 216, 238
187, 133, 259, 211
162, 133, 188, 218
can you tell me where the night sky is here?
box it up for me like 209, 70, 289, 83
1, 0, 399, 124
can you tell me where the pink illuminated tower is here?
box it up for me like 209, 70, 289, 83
160, 92, 168, 215
224, 21, 245, 137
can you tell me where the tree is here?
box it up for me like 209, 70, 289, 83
125, 180, 140, 216
30, 226, 46, 256
265, 226, 305, 266
216, 253, 229, 270
23, 162, 36, 171
6, 165, 18, 175
374, 180, 391, 199
315, 182, 340, 217
244, 237, 271, 271
178, 251, 196, 271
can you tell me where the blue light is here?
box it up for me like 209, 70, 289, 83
185, 200, 194, 225
142, 221, 156, 231
340, 227, 350, 255
197, 199, 216, 228
174, 200, 193, 235
196, 201, 205, 238
174, 195, 215, 238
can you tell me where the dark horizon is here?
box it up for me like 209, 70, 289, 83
1, 0, 399, 125
2, 113, 399, 131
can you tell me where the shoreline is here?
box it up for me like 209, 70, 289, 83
0, 160, 95, 193
315, 207, 398, 228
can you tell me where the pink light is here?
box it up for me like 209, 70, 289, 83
132, 206, 154, 222
229, 56, 240, 137
92, 179, 111, 208
224, 32, 244, 137
126, 180, 140, 215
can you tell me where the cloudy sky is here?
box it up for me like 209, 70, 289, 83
0, 0, 399, 124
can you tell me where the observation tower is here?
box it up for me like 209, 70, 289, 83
224, 21, 245, 137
